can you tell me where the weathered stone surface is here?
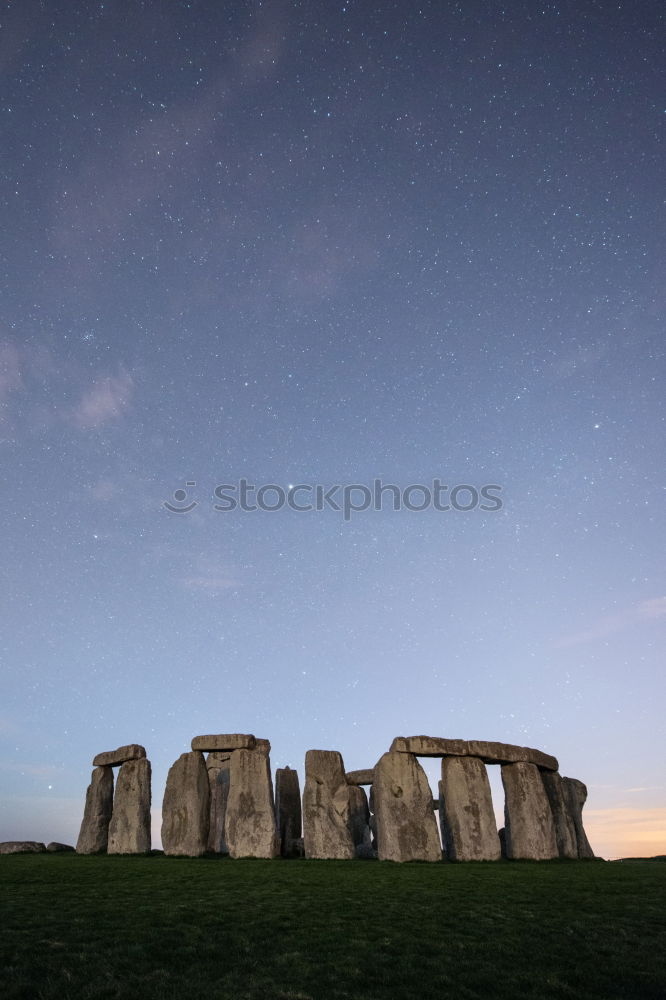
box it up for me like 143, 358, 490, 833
46, 842, 75, 852
275, 766, 302, 858
501, 762, 558, 860
373, 751, 441, 862
254, 738, 271, 754
107, 758, 151, 854
206, 752, 231, 854
349, 784, 374, 858
346, 769, 375, 786
161, 751, 210, 856
93, 744, 146, 767
562, 777, 595, 858
390, 736, 558, 772
439, 757, 501, 861
541, 771, 578, 859
0, 841, 46, 854
303, 750, 355, 860
225, 748, 280, 858
76, 765, 114, 854
191, 734, 256, 752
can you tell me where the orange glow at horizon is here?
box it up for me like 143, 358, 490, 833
584, 808, 666, 859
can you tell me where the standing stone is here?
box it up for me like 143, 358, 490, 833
161, 751, 210, 856
373, 751, 441, 863
498, 827, 507, 858
76, 765, 114, 854
225, 748, 280, 859
541, 771, 578, 859
562, 777, 595, 858
206, 752, 231, 854
501, 762, 558, 860
349, 784, 374, 858
302, 750, 355, 860
439, 757, 501, 861
108, 758, 151, 854
275, 766, 302, 858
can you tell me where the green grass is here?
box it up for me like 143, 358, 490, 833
1, 856, 665, 1000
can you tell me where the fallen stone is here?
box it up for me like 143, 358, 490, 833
46, 842, 75, 852
191, 734, 256, 752
92, 744, 146, 767
501, 762, 558, 860
345, 769, 375, 786
439, 757, 501, 861
0, 841, 46, 854
225, 748, 280, 858
390, 736, 558, 772
161, 751, 210, 856
541, 771, 578, 859
76, 765, 114, 854
107, 758, 151, 854
373, 751, 441, 863
349, 784, 374, 858
302, 750, 355, 860
275, 766, 302, 858
562, 777, 595, 858
206, 752, 231, 854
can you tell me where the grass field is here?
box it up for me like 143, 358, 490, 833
1, 855, 665, 1000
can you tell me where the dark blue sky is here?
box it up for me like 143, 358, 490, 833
1, 0, 664, 858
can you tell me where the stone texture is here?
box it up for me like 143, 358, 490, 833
562, 777, 595, 858
93, 744, 146, 767
161, 751, 210, 856
345, 769, 375, 786
275, 766, 302, 858
107, 758, 152, 854
206, 752, 231, 854
46, 842, 75, 852
439, 757, 501, 861
390, 736, 558, 772
501, 762, 558, 860
541, 771, 578, 859
0, 841, 46, 854
254, 738, 271, 754
349, 784, 374, 858
302, 750, 355, 860
76, 765, 114, 854
225, 748, 280, 858
191, 733, 256, 752
373, 751, 441, 863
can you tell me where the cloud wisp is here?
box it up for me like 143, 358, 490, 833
555, 597, 666, 648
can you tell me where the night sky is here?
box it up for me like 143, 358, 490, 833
1, 0, 664, 859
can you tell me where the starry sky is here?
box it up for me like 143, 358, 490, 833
1, 0, 664, 859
